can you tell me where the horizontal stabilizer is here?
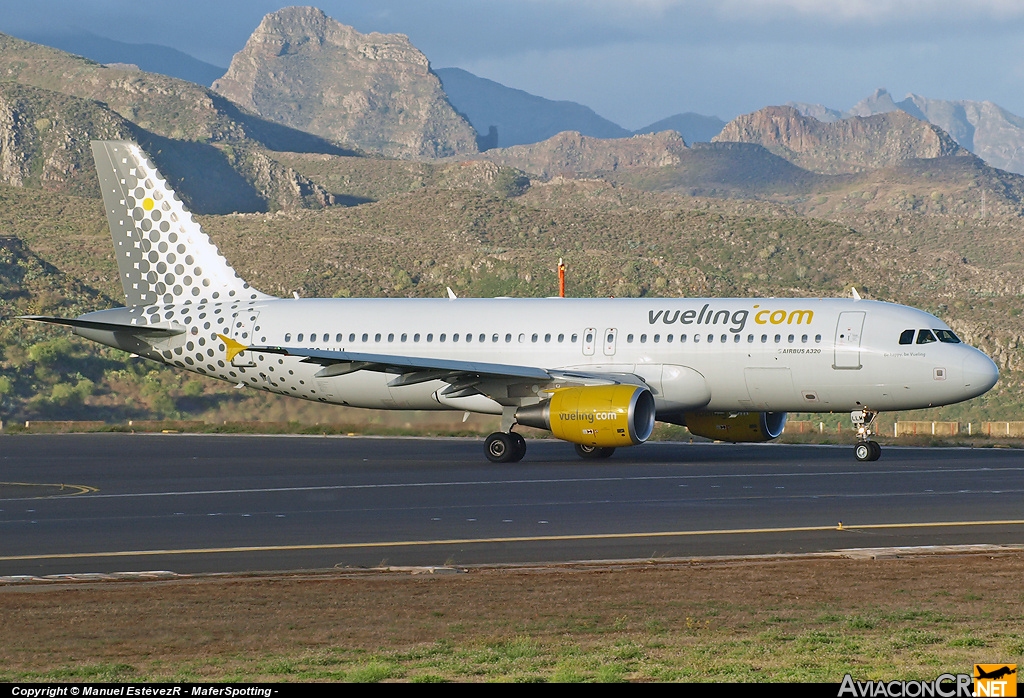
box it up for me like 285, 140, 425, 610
20, 315, 185, 337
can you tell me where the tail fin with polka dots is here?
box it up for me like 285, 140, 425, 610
91, 141, 274, 307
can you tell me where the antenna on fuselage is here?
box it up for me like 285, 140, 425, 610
446, 286, 458, 299
851, 287, 861, 301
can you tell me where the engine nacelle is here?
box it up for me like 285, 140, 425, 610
683, 411, 787, 442
516, 385, 656, 448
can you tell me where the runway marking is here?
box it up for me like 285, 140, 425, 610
4, 519, 1024, 562
0, 482, 98, 498
28, 466, 1024, 501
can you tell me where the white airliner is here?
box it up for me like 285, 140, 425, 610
23, 141, 999, 462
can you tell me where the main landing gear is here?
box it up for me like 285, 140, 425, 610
574, 443, 615, 459
851, 408, 881, 461
484, 431, 526, 463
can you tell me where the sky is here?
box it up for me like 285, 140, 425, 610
4, 0, 1024, 130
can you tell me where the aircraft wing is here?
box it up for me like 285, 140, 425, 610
237, 340, 624, 395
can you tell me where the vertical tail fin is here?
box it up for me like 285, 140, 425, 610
91, 140, 274, 306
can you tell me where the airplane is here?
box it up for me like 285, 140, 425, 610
21, 141, 999, 463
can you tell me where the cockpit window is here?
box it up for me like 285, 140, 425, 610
916, 329, 937, 344
899, 329, 915, 345
934, 329, 961, 344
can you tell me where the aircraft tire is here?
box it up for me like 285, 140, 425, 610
485, 432, 516, 463
854, 442, 872, 462
868, 441, 881, 461
575, 444, 615, 459
510, 433, 527, 462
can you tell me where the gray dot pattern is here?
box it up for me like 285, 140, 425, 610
93, 141, 273, 308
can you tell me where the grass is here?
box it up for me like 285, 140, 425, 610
1, 554, 1022, 682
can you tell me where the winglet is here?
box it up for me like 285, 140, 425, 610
851, 287, 861, 301
446, 286, 458, 299
218, 334, 247, 363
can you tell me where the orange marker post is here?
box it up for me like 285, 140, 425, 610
558, 258, 566, 298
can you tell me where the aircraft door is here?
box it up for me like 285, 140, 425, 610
833, 311, 865, 370
603, 328, 617, 356
230, 310, 259, 367
583, 327, 596, 356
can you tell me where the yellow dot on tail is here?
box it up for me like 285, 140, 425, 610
142, 198, 154, 211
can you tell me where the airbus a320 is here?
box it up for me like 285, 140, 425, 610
23, 141, 999, 463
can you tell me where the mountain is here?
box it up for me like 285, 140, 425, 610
713, 105, 970, 174
212, 7, 477, 159
435, 67, 630, 149
791, 88, 1024, 175
19, 32, 226, 87
633, 113, 726, 143
475, 131, 688, 178
0, 31, 358, 213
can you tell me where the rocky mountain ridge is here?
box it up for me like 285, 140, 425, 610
712, 106, 970, 175
789, 88, 1024, 175
212, 7, 477, 160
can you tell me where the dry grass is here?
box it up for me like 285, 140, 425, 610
2, 552, 1022, 682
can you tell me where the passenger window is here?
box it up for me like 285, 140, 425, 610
545, 333, 551, 342
774, 334, 781, 343
584, 332, 593, 343
336, 333, 342, 342
653, 334, 660, 343
747, 334, 754, 343
310, 333, 316, 342
721, 334, 727, 343
815, 334, 822, 343
388, 333, 394, 342
627, 334, 634, 343
935, 329, 961, 343
361, 333, 368, 342
558, 334, 564, 342
571, 334, 578, 343
414, 333, 420, 342
707, 334, 714, 343
788, 334, 794, 343
427, 333, 433, 342
492, 334, 499, 342
298, 333, 304, 342
374, 333, 381, 342
452, 334, 459, 342
479, 334, 485, 342
284, 333, 291, 342
440, 333, 446, 342
680, 334, 687, 343
694, 334, 700, 343
667, 334, 674, 343
761, 334, 768, 343
917, 329, 937, 344
401, 333, 407, 342
532, 334, 538, 343
801, 334, 808, 343
640, 334, 647, 343
465, 334, 471, 343
519, 333, 526, 343
899, 329, 915, 345
733, 334, 740, 343
349, 333, 356, 342
506, 334, 512, 343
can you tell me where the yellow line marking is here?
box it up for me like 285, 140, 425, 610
3, 519, 1024, 562
0, 482, 98, 497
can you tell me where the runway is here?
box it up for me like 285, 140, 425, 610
1, 433, 1022, 576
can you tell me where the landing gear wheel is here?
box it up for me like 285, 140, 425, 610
868, 440, 881, 461
574, 443, 616, 459
510, 432, 527, 462
855, 442, 872, 462
485, 432, 516, 463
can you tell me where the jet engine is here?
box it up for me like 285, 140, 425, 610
683, 411, 787, 442
516, 385, 656, 448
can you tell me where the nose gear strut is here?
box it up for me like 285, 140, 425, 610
851, 408, 881, 461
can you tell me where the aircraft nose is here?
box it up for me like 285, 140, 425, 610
963, 350, 998, 398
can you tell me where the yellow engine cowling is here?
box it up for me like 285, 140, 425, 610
516, 385, 656, 448
683, 411, 787, 442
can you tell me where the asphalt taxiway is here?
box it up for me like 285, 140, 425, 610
1, 434, 1022, 576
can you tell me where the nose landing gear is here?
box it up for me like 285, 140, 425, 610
851, 408, 881, 461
